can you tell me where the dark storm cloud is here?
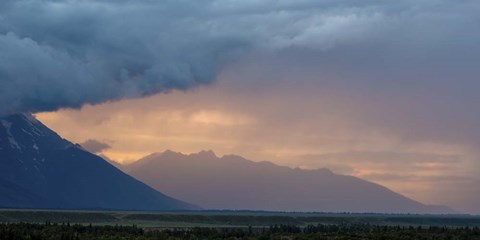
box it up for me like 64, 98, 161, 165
1, 0, 479, 115
0, 0, 248, 114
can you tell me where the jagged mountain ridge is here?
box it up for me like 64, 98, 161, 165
0, 114, 198, 210
123, 150, 454, 214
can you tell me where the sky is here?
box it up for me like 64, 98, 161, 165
1, 0, 480, 213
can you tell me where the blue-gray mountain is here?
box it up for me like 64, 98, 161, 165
123, 150, 455, 214
0, 114, 198, 210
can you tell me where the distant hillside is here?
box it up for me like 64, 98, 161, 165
124, 150, 453, 214
0, 114, 198, 211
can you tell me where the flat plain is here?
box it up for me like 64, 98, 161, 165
1, 209, 479, 228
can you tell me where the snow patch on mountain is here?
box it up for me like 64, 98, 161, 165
23, 115, 44, 136
1, 119, 22, 150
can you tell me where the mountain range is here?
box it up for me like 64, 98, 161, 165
0, 113, 454, 213
121, 150, 454, 214
0, 113, 197, 210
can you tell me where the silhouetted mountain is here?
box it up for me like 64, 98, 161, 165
0, 114, 198, 211
124, 150, 454, 214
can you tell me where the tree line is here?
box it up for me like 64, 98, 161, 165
0, 222, 480, 239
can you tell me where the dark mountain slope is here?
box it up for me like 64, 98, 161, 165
0, 114, 198, 211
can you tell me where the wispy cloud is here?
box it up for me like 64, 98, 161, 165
80, 139, 112, 154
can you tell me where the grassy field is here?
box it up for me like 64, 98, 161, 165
0, 209, 479, 228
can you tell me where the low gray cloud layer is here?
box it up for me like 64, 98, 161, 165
1, 0, 480, 115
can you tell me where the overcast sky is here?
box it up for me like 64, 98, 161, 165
1, 0, 480, 213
